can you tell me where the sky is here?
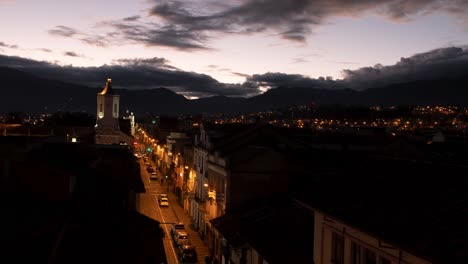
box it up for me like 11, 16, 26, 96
1, 0, 468, 98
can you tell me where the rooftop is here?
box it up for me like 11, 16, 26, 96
295, 156, 468, 264
211, 198, 314, 264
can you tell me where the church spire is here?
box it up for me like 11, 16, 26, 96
99, 78, 113, 95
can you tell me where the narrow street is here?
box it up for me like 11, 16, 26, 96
136, 154, 210, 264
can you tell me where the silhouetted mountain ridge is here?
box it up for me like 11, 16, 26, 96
1, 67, 468, 115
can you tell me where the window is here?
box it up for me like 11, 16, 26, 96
99, 104, 103, 112
331, 232, 344, 264
351, 242, 362, 264
351, 241, 388, 264
364, 248, 376, 264
114, 103, 117, 113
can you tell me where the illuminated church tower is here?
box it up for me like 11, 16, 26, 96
95, 78, 121, 144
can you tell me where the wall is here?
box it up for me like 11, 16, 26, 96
314, 211, 432, 264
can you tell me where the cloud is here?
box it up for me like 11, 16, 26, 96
0, 41, 18, 49
231, 72, 251, 78
146, 0, 468, 45
0, 54, 261, 97
49, 1, 468, 51
123, 15, 141, 22
341, 46, 468, 90
112, 57, 178, 70
106, 21, 210, 50
38, 48, 52, 53
48, 25, 109, 47
247, 72, 338, 90
48, 25, 79, 37
1, 46, 467, 97
63, 51, 81, 57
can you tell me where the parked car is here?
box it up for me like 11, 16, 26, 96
150, 172, 157, 180
158, 193, 168, 202
146, 166, 154, 173
177, 245, 198, 264
173, 230, 189, 246
159, 197, 169, 207
170, 222, 185, 237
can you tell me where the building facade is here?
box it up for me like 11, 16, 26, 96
95, 78, 121, 145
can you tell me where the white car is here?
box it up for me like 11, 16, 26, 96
173, 231, 190, 246
159, 197, 169, 207
158, 193, 168, 201
150, 172, 157, 180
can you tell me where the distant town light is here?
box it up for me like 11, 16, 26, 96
71, 137, 77, 143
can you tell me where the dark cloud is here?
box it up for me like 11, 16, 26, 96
342, 47, 468, 90
0, 54, 260, 97
231, 72, 251, 78
63, 51, 81, 57
107, 22, 209, 50
1, 46, 467, 97
113, 57, 178, 70
49, 1, 468, 51
146, 0, 468, 46
248, 72, 338, 90
0, 41, 18, 49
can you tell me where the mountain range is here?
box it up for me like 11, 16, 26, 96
1, 66, 468, 115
